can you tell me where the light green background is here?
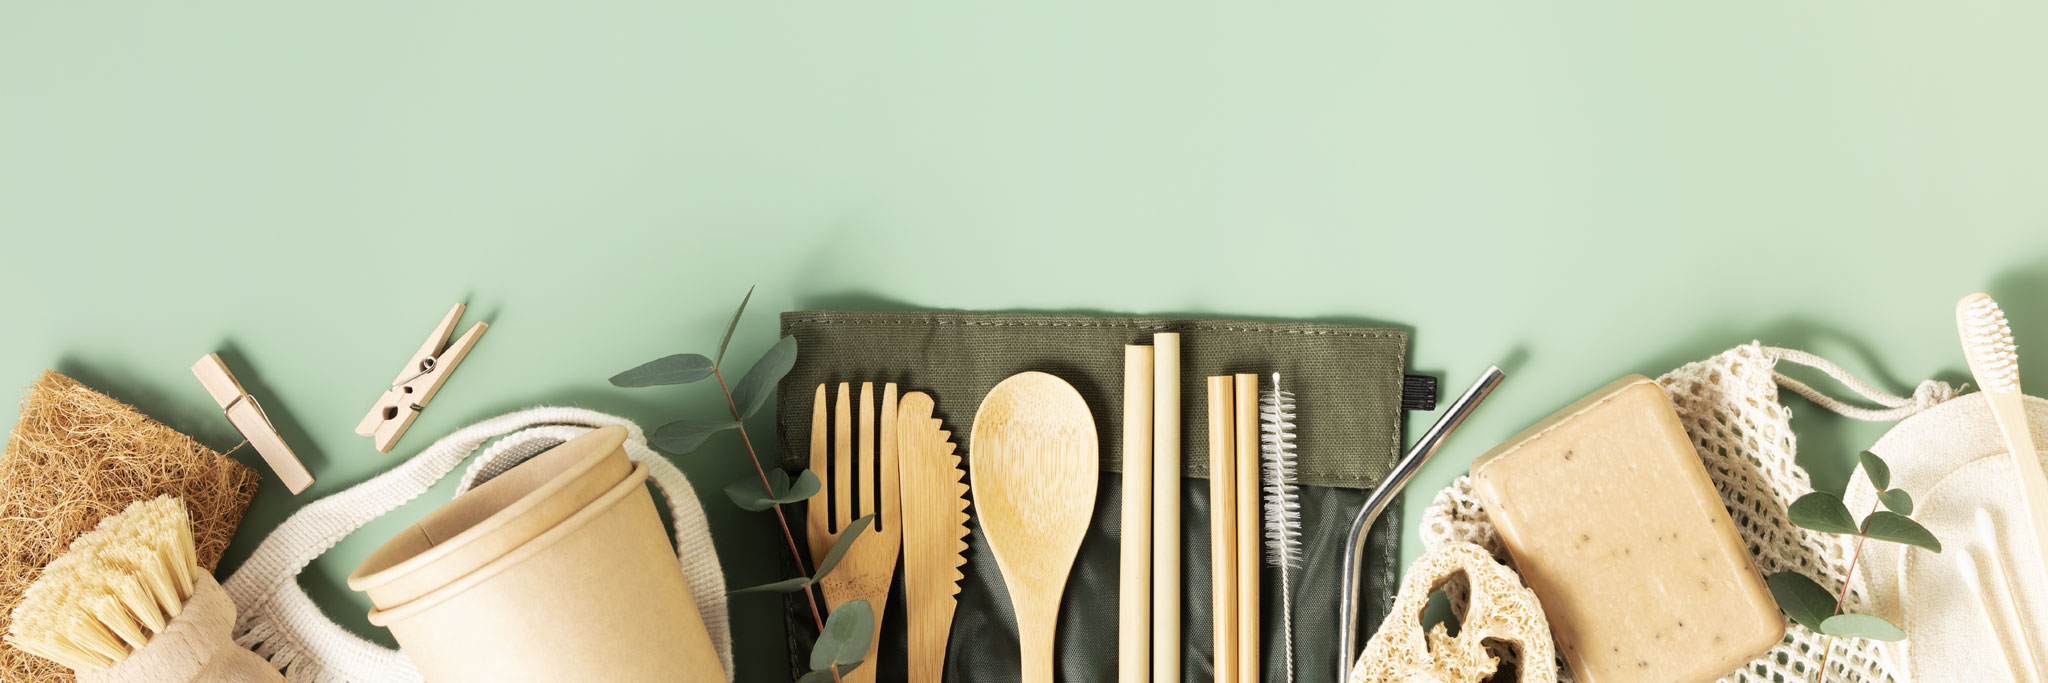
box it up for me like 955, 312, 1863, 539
5, 2, 2047, 680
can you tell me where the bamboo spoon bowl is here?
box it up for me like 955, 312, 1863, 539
971, 372, 1099, 683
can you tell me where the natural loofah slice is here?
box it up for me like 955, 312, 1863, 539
1, 371, 261, 683
1351, 542, 1558, 683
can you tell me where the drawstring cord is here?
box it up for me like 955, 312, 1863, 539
1764, 346, 1957, 422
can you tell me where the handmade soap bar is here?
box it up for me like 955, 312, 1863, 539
1470, 376, 1783, 683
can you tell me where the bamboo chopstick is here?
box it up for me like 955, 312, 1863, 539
1208, 375, 1238, 683
1234, 373, 1261, 683
1152, 333, 1181, 683
1119, 346, 1153, 683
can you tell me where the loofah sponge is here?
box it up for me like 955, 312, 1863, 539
1, 371, 260, 683
1350, 542, 1558, 683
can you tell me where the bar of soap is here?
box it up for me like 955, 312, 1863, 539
1470, 376, 1783, 683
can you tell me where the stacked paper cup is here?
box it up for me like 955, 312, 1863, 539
348, 426, 724, 682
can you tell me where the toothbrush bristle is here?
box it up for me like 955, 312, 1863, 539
1260, 374, 1303, 569
1962, 296, 2021, 394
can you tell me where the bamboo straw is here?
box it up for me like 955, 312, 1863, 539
1153, 333, 1181, 682
1208, 375, 1238, 683
1119, 345, 1153, 683
1233, 373, 1261, 683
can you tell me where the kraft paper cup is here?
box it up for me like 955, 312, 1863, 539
348, 425, 634, 608
359, 462, 724, 682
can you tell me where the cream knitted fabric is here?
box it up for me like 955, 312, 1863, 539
1421, 343, 1943, 683
221, 407, 732, 682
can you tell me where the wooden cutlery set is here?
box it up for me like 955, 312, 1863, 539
806, 373, 1098, 683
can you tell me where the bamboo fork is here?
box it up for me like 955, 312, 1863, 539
806, 382, 902, 683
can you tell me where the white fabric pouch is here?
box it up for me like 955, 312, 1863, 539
1847, 393, 2048, 682
220, 407, 732, 683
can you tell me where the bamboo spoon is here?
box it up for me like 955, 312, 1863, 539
898, 391, 969, 683
1208, 375, 1238, 683
1153, 333, 1182, 683
1233, 373, 1260, 683
972, 372, 1100, 683
1119, 346, 1154, 683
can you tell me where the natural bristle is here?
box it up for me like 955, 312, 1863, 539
4, 496, 201, 673
1960, 295, 2022, 394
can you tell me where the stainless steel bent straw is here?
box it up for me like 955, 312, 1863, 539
1336, 365, 1505, 682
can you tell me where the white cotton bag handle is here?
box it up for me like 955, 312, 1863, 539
222, 407, 732, 683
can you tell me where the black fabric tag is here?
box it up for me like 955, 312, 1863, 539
1403, 374, 1438, 411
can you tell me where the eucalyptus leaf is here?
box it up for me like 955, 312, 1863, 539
731, 335, 799, 419
650, 418, 741, 455
725, 470, 797, 512
716, 286, 755, 367
1862, 511, 1942, 552
609, 354, 714, 387
811, 514, 875, 581
1766, 571, 1838, 631
778, 470, 823, 504
1788, 492, 1860, 535
1819, 613, 1906, 641
810, 600, 875, 671
728, 577, 812, 595
1878, 488, 1914, 515
1859, 451, 1891, 490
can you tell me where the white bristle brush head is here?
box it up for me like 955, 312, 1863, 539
1260, 373, 1303, 569
4, 496, 200, 673
1960, 293, 2021, 394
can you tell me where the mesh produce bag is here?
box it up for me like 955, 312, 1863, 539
1420, 343, 1949, 683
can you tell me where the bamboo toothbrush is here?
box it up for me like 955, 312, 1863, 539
5, 497, 281, 683
1261, 373, 1302, 683
1957, 293, 2048, 597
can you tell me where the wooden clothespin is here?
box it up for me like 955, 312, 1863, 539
192, 353, 315, 494
357, 303, 488, 453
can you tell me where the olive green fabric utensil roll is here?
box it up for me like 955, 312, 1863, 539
775, 312, 1407, 488
775, 311, 1408, 683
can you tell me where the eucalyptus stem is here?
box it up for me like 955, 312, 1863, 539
1815, 499, 1881, 682
712, 366, 839, 683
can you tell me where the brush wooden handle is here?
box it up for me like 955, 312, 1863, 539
1208, 375, 1237, 683
1152, 333, 1182, 683
1233, 373, 1261, 683
81, 574, 282, 683
1120, 346, 1154, 683
1987, 391, 2048, 574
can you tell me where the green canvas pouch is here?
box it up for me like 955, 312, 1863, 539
774, 311, 1410, 683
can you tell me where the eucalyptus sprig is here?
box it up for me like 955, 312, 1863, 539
611, 287, 873, 682
1767, 450, 1940, 680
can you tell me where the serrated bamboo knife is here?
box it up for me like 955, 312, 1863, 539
973, 372, 1099, 683
898, 391, 970, 683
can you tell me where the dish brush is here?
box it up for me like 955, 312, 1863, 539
1260, 372, 1302, 683
1957, 293, 2048, 597
5, 496, 282, 683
